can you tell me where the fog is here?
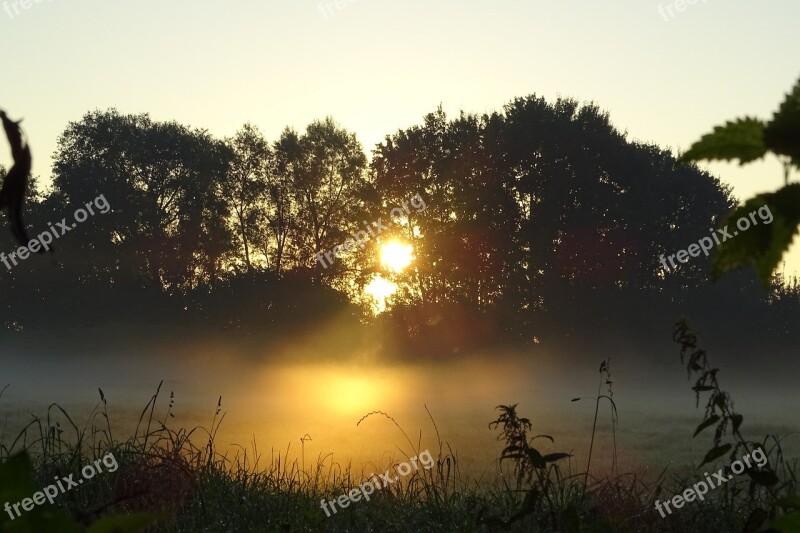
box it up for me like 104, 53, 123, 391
2, 329, 797, 483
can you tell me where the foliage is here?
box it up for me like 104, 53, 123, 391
489, 404, 573, 529
673, 318, 799, 532
221, 123, 273, 273
680, 77, 800, 282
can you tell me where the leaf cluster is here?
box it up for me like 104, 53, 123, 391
680, 77, 800, 282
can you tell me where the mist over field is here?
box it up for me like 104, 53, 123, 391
2, 327, 798, 478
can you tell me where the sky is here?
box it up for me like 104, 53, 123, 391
2, 0, 799, 274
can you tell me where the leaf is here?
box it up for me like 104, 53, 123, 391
692, 385, 715, 392
680, 117, 767, 165
747, 469, 779, 487
731, 414, 743, 432
542, 452, 572, 463
525, 448, 546, 469
693, 415, 721, 438
714, 393, 727, 410
764, 78, 800, 161
699, 443, 732, 468
711, 184, 800, 282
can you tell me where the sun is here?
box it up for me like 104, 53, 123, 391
363, 275, 397, 314
363, 241, 413, 314
380, 240, 413, 273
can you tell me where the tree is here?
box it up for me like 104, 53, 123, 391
222, 123, 272, 272
50, 109, 233, 290
273, 118, 369, 270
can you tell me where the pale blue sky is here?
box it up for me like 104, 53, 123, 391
2, 0, 798, 272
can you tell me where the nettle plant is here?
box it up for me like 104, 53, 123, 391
672, 319, 800, 532
680, 77, 800, 282
489, 404, 572, 529
672, 319, 778, 482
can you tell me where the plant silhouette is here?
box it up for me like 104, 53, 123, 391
0, 110, 42, 250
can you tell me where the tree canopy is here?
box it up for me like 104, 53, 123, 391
0, 97, 795, 354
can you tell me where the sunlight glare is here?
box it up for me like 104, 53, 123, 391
324, 374, 383, 416
380, 241, 413, 273
364, 275, 397, 314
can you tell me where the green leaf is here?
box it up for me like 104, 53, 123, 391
747, 469, 780, 487
86, 513, 163, 533
680, 117, 767, 165
764, 78, 800, 162
711, 184, 800, 282
693, 415, 721, 438
699, 443, 732, 468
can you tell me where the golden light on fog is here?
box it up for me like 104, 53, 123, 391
380, 241, 413, 273
323, 375, 384, 416
262, 365, 403, 419
364, 275, 397, 314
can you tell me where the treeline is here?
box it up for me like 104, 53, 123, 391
1, 96, 798, 353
